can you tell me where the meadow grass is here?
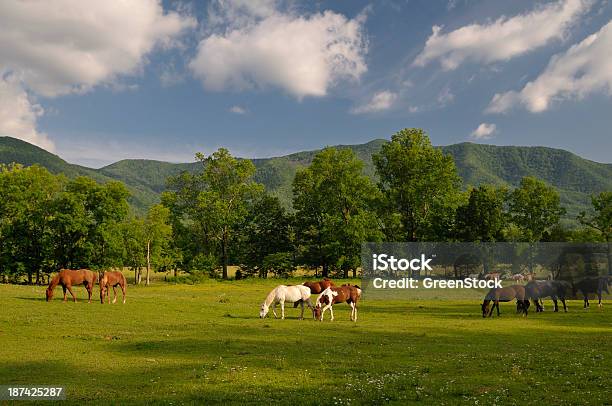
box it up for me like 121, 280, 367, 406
0, 279, 610, 405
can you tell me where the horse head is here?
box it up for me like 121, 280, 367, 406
481, 300, 490, 318
259, 303, 269, 319
45, 287, 53, 301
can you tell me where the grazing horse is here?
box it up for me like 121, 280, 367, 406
260, 285, 313, 319
99, 271, 127, 304
482, 285, 529, 317
303, 278, 335, 294
573, 276, 610, 308
525, 280, 571, 312
314, 284, 362, 322
295, 278, 336, 308
46, 269, 98, 303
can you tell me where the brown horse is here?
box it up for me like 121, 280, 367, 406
46, 269, 98, 303
303, 278, 335, 294
482, 285, 529, 317
99, 271, 127, 304
314, 284, 362, 322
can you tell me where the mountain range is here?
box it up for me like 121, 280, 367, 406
2, 136, 611, 222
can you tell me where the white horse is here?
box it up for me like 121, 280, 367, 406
259, 285, 313, 319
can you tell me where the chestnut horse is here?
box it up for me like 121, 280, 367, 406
314, 284, 362, 322
482, 285, 529, 317
303, 278, 335, 294
46, 269, 98, 303
100, 271, 127, 304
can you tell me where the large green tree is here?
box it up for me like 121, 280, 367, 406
143, 204, 173, 285
455, 185, 507, 242
373, 128, 461, 241
238, 194, 294, 278
293, 147, 382, 277
579, 191, 612, 275
508, 177, 565, 242
0, 164, 63, 283
165, 148, 263, 279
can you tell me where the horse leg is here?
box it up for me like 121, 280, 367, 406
598, 291, 603, 308
561, 298, 567, 312
329, 305, 335, 321
272, 302, 278, 319
553, 298, 559, 312
67, 285, 77, 302
280, 300, 285, 320
121, 284, 126, 304
87, 284, 92, 303
112, 286, 117, 304
299, 301, 304, 320
62, 286, 67, 302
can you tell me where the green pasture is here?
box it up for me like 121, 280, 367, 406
0, 279, 610, 405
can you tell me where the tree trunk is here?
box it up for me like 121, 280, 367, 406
27, 271, 33, 285
322, 263, 329, 278
146, 240, 151, 286
607, 237, 612, 276
221, 234, 228, 279
352, 268, 357, 278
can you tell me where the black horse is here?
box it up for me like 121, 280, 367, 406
573, 276, 610, 308
525, 280, 571, 313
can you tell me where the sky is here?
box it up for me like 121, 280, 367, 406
0, 0, 611, 167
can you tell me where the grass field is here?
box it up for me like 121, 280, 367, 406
0, 279, 610, 405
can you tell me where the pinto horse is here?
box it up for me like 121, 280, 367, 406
294, 278, 336, 308
482, 285, 529, 317
573, 276, 610, 308
46, 269, 98, 303
260, 285, 313, 320
314, 284, 362, 322
99, 271, 127, 304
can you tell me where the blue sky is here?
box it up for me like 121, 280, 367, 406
1, 0, 611, 167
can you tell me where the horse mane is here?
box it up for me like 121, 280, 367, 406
264, 287, 278, 307
47, 272, 61, 290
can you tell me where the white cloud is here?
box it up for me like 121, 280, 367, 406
470, 123, 497, 139
0, 75, 54, 151
487, 20, 612, 113
0, 0, 196, 97
229, 105, 248, 114
351, 91, 397, 114
414, 0, 591, 70
190, 0, 368, 99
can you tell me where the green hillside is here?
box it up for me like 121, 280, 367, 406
2, 136, 611, 220
0, 137, 158, 212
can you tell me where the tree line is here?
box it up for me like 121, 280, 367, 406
1, 128, 610, 283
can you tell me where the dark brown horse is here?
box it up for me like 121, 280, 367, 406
46, 269, 98, 303
482, 285, 529, 317
314, 284, 362, 321
573, 276, 610, 308
525, 280, 571, 312
100, 271, 127, 304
